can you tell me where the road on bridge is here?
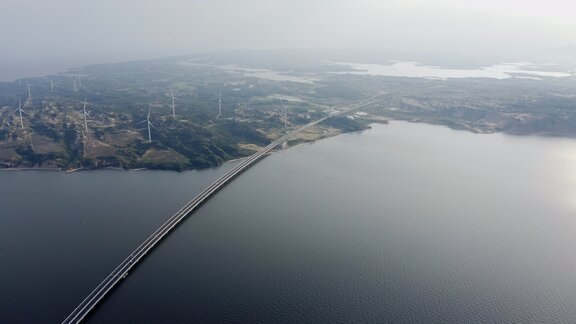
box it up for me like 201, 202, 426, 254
62, 92, 385, 324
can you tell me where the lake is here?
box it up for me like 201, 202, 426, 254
3, 122, 576, 323
331, 61, 573, 80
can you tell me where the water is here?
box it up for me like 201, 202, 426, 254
216, 64, 318, 84
3, 122, 576, 323
0, 54, 164, 82
0, 58, 93, 82
0, 165, 238, 323
331, 61, 573, 80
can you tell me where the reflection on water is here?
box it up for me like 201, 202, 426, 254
92, 122, 576, 323
331, 61, 573, 79
220, 65, 319, 84
4, 122, 576, 323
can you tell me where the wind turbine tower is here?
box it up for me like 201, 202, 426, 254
217, 89, 222, 118
82, 98, 89, 132
17, 97, 25, 129
281, 101, 288, 130
50, 79, 54, 93
81, 131, 87, 157
169, 87, 176, 117
140, 104, 154, 143
27, 82, 31, 99
73, 80, 78, 94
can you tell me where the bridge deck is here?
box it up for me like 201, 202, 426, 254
62, 93, 384, 324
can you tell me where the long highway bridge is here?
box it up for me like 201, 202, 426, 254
62, 92, 385, 323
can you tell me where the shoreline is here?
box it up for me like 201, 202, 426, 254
0, 156, 253, 173
0, 167, 63, 172
4, 118, 575, 173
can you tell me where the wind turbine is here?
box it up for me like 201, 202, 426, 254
81, 131, 87, 157
217, 89, 222, 118
82, 98, 89, 132
281, 101, 288, 130
26, 82, 31, 99
169, 87, 177, 117
16, 97, 25, 129
50, 78, 54, 93
137, 104, 154, 143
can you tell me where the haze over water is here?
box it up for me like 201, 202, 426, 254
3, 122, 576, 322
332, 61, 574, 79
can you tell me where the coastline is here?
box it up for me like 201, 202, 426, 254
6, 116, 576, 173
0, 124, 366, 173
0, 167, 63, 172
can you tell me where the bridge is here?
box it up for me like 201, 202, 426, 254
62, 93, 384, 323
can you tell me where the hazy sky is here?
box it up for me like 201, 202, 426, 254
0, 0, 575, 62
